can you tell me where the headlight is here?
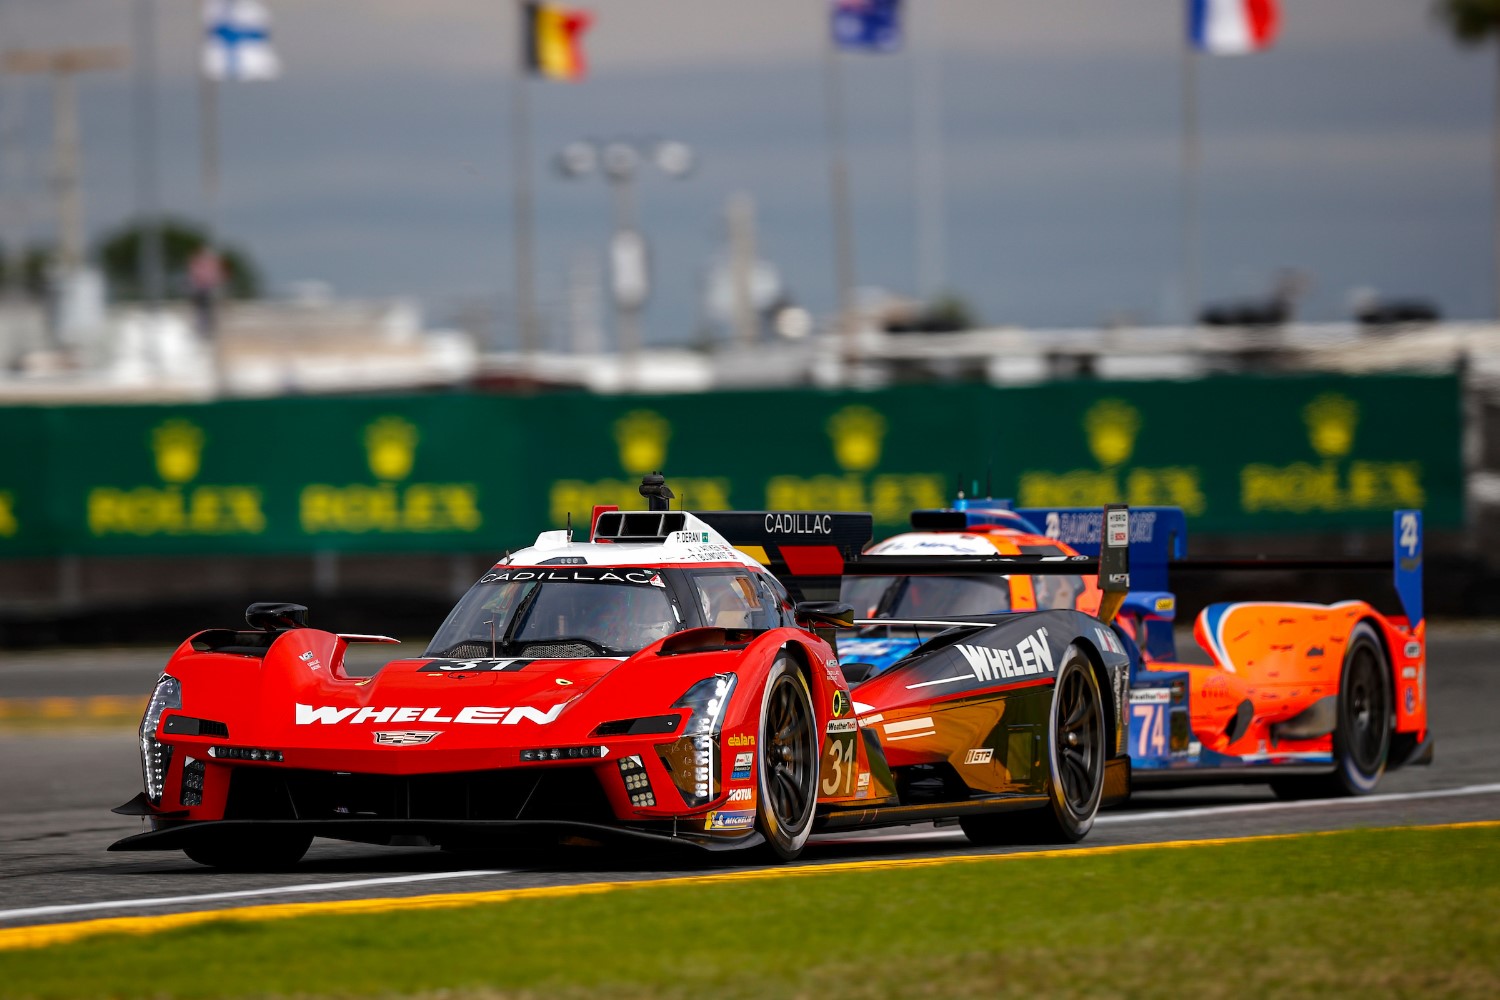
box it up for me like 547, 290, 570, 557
139, 675, 181, 805
656, 673, 736, 808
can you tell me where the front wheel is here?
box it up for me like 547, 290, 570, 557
756, 655, 819, 861
183, 829, 312, 871
962, 646, 1105, 846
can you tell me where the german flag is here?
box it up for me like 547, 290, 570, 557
525, 2, 593, 81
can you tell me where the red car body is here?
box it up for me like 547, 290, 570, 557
113, 502, 1132, 867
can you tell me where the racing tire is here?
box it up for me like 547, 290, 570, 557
961, 646, 1105, 846
1271, 622, 1392, 801
182, 830, 313, 871
755, 655, 819, 861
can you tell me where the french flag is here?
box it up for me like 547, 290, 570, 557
1190, 0, 1279, 56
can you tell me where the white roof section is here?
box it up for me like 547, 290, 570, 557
502, 511, 764, 570
867, 532, 1005, 557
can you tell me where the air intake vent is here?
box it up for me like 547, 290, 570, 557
443, 642, 494, 659
592, 511, 687, 543
519, 641, 597, 659
909, 511, 969, 531
162, 715, 230, 739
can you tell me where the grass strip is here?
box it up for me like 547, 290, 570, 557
3, 823, 1497, 999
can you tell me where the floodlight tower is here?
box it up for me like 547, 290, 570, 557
2, 48, 127, 272
556, 137, 695, 386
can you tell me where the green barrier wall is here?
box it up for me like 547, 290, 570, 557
0, 374, 1461, 558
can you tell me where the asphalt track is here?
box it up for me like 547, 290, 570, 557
1, 626, 1496, 935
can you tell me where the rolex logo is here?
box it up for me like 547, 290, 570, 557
1303, 393, 1358, 459
827, 406, 886, 472
1084, 400, 1141, 468
365, 416, 419, 481
151, 419, 205, 483
614, 410, 671, 476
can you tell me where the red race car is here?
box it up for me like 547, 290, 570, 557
113, 482, 1133, 868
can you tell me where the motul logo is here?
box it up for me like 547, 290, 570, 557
294, 704, 565, 726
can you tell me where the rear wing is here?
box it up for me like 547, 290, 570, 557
1016, 505, 1188, 593
707, 504, 1134, 624
1163, 509, 1423, 627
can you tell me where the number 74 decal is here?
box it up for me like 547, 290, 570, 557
1131, 703, 1167, 758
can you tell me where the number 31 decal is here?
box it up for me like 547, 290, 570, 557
821, 733, 858, 796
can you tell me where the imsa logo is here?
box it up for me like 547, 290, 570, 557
373, 731, 441, 746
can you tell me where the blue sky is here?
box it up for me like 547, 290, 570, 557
0, 0, 1494, 345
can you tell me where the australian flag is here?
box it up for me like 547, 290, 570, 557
832, 0, 903, 54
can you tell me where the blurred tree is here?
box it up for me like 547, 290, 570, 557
94, 218, 262, 301
884, 292, 979, 334
925, 293, 977, 331
1437, 0, 1500, 41
1436, 0, 1500, 316
0, 248, 58, 300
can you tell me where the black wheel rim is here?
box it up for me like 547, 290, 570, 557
1345, 645, 1387, 772
1055, 665, 1102, 815
764, 673, 815, 829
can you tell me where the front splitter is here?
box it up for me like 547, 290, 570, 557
108, 817, 763, 854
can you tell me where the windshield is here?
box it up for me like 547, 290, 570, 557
843, 577, 894, 619
1018, 544, 1086, 611
841, 575, 1012, 619
425, 568, 680, 658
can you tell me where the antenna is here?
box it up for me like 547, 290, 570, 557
565, 511, 573, 542
955, 471, 965, 501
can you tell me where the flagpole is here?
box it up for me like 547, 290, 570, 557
1180, 13, 1200, 328
912, 0, 946, 301
133, 0, 163, 311
199, 59, 224, 389
823, 37, 857, 375
511, 0, 539, 365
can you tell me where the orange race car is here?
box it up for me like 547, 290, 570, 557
839, 501, 1430, 798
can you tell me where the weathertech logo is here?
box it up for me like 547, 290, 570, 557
295, 704, 565, 726
374, 731, 440, 746
956, 629, 1054, 682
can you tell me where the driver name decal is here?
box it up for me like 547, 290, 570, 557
294, 703, 566, 725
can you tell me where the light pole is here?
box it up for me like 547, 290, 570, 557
556, 137, 694, 387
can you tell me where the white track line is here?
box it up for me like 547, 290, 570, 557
0, 869, 509, 922
1100, 782, 1500, 825
815, 784, 1500, 845
13, 786, 1500, 921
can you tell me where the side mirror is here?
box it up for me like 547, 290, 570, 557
246, 602, 309, 632
794, 601, 855, 629
839, 661, 877, 685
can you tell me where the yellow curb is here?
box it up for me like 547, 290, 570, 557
0, 696, 145, 725
1, 819, 1495, 953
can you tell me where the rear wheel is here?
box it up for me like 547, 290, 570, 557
182, 829, 312, 871
1272, 622, 1391, 800
962, 646, 1105, 845
756, 656, 818, 861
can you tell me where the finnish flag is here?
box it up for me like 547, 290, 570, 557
203, 0, 280, 81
